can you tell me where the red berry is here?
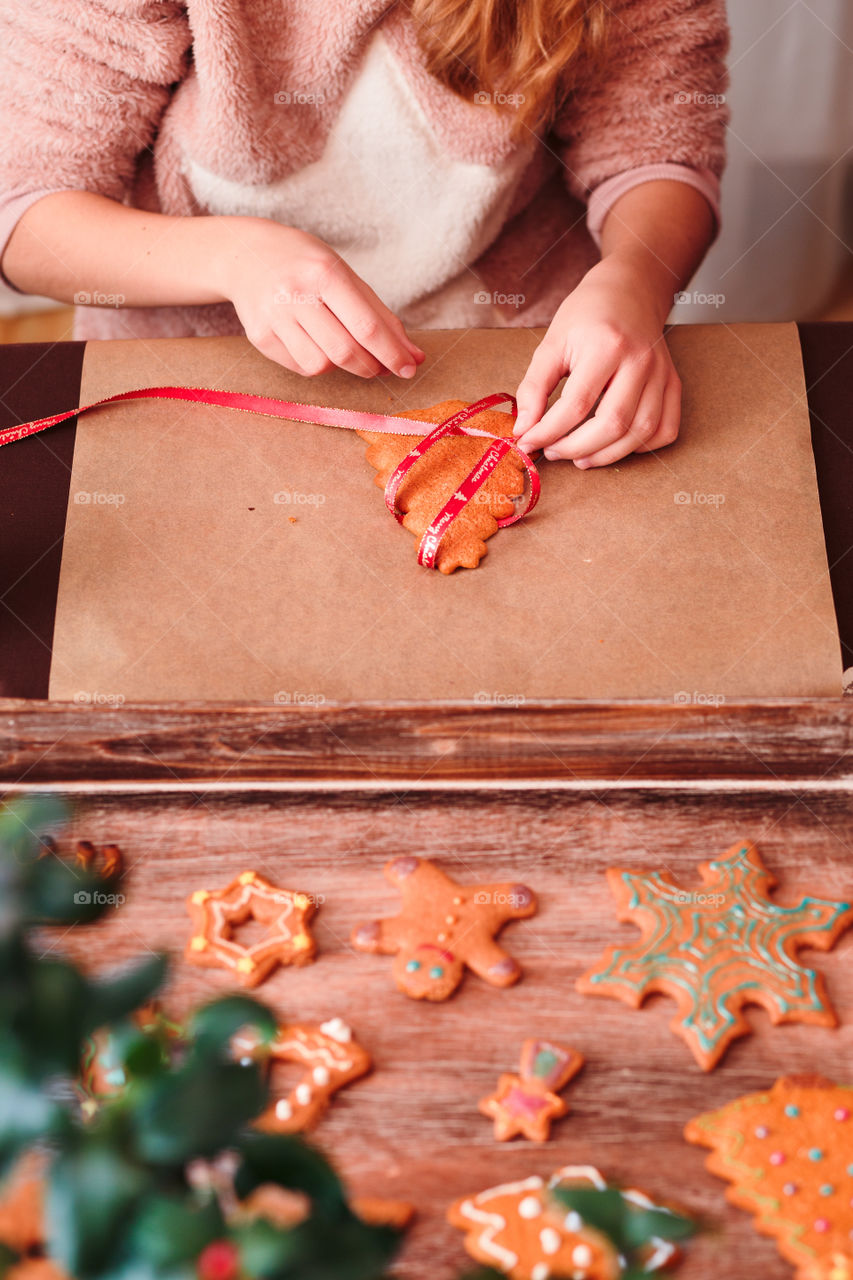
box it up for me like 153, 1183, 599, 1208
198, 1240, 240, 1280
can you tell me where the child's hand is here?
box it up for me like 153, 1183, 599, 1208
512, 254, 681, 467
216, 218, 425, 379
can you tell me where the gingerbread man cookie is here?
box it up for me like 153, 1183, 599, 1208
480, 1040, 584, 1142
686, 1075, 853, 1280
185, 870, 317, 988
577, 842, 853, 1070
448, 1165, 682, 1280
232, 1016, 371, 1133
351, 856, 537, 1001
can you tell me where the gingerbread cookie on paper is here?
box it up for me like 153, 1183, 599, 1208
357, 399, 527, 573
351, 856, 537, 1001
577, 842, 853, 1070
448, 1165, 683, 1280
686, 1075, 853, 1280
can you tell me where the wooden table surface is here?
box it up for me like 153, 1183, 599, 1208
20, 701, 850, 1280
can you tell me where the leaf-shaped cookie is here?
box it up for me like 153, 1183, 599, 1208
357, 399, 526, 573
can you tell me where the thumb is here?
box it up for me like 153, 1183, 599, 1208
513, 339, 568, 436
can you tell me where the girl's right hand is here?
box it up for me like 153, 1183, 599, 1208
215, 217, 425, 379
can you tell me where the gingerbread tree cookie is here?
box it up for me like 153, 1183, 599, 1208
357, 399, 527, 573
448, 1165, 683, 1280
185, 870, 317, 988
686, 1075, 853, 1280
351, 856, 537, 1001
577, 842, 852, 1070
480, 1040, 584, 1142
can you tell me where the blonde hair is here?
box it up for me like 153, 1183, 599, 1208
407, 0, 609, 141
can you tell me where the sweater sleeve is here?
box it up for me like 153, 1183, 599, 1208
551, 0, 729, 230
0, 0, 192, 291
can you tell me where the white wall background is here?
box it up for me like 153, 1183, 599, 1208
671, 0, 853, 323
2, 0, 851, 321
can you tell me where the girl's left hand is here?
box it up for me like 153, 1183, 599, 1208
512, 253, 682, 468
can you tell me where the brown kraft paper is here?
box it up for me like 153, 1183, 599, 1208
48, 322, 842, 702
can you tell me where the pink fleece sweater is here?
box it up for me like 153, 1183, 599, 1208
0, 0, 728, 340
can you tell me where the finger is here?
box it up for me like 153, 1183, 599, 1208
541, 357, 651, 461
246, 325, 303, 374
273, 320, 338, 377
357, 277, 426, 361
568, 371, 667, 469
298, 302, 384, 377
513, 338, 569, 436
515, 349, 618, 453
633, 370, 682, 453
323, 272, 424, 376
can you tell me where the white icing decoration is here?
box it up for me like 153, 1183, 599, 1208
564, 1212, 582, 1233
459, 1178, 543, 1271
313, 1065, 330, 1086
295, 1083, 312, 1105
531, 1266, 549, 1280
519, 1196, 542, 1219
320, 1018, 352, 1043
571, 1244, 593, 1267
540, 1228, 561, 1255
275, 1099, 292, 1120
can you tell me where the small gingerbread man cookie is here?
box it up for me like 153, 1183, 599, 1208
185, 870, 317, 988
351, 856, 537, 1001
480, 1040, 584, 1142
233, 1016, 371, 1133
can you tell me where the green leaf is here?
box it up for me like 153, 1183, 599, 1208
231, 1217, 301, 1277
233, 1133, 346, 1216
16, 958, 88, 1076
187, 995, 277, 1055
0, 1241, 22, 1278
124, 1193, 225, 1268
132, 1059, 267, 1165
0, 795, 68, 865
82, 955, 169, 1035
621, 1204, 697, 1248
27, 857, 120, 926
46, 1142, 148, 1277
279, 1214, 401, 1280
549, 1186, 630, 1252
0, 1056, 65, 1176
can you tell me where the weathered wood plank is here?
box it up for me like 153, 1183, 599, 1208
1, 699, 852, 787
34, 786, 853, 1280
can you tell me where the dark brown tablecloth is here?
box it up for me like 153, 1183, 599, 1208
1, 325, 850, 698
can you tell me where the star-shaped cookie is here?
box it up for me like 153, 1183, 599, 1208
577, 842, 853, 1070
480, 1040, 584, 1142
185, 870, 317, 988
351, 856, 537, 1001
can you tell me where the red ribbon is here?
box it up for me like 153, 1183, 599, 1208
0, 384, 540, 569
